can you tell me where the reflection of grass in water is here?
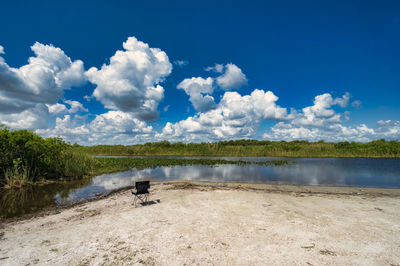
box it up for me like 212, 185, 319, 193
91, 157, 290, 175
0, 178, 92, 219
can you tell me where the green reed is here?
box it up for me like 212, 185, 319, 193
91, 157, 290, 176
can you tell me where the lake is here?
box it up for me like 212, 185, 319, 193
1, 156, 399, 218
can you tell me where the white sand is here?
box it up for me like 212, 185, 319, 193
1, 181, 400, 265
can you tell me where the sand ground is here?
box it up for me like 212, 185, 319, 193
1, 181, 400, 265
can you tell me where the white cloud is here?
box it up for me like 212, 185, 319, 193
262, 121, 400, 142
89, 111, 152, 135
352, 100, 362, 108
176, 63, 248, 112
83, 95, 92, 101
216, 63, 247, 90
333, 92, 350, 108
64, 100, 88, 113
37, 110, 155, 145
292, 93, 350, 127
0, 104, 49, 129
1, 41, 396, 145
47, 103, 68, 115
0, 42, 86, 113
37, 115, 90, 144
261, 92, 349, 140
86, 36, 172, 121
46, 100, 88, 115
158, 89, 289, 142
173, 60, 188, 67
0, 43, 86, 130
376, 120, 400, 138
261, 93, 399, 142
177, 77, 216, 112
205, 63, 224, 73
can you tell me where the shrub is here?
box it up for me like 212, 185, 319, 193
0, 127, 94, 187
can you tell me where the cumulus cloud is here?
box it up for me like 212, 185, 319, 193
262, 121, 400, 142
177, 77, 216, 112
1, 40, 396, 145
205, 63, 224, 73
38, 110, 155, 145
215, 63, 247, 90
64, 100, 88, 113
0, 104, 49, 129
158, 89, 289, 142
352, 100, 362, 108
177, 63, 248, 112
158, 89, 387, 143
86, 37, 172, 121
173, 60, 188, 67
47, 103, 68, 115
375, 120, 400, 138
261, 92, 349, 140
0, 42, 86, 113
292, 93, 350, 127
37, 115, 90, 144
333, 92, 350, 108
261, 92, 398, 142
89, 111, 152, 135
46, 100, 88, 115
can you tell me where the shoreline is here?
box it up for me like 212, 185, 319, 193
2, 180, 400, 223
1, 180, 399, 265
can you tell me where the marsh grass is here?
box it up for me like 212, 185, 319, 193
2, 159, 33, 188
63, 150, 94, 178
91, 157, 290, 176
77, 139, 400, 158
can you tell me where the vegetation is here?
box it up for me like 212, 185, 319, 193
91, 157, 289, 176
77, 139, 400, 158
2, 127, 399, 188
0, 128, 289, 188
0, 127, 94, 188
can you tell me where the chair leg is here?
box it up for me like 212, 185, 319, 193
133, 194, 150, 207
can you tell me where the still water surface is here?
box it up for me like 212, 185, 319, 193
1, 157, 399, 218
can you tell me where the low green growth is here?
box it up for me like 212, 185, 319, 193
91, 157, 289, 176
76, 139, 400, 158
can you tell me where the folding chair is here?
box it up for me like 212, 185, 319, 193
132, 180, 150, 207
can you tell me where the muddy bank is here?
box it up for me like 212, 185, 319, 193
1, 181, 400, 265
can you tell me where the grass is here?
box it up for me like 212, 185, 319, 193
90, 157, 290, 176
76, 139, 400, 158
2, 159, 33, 188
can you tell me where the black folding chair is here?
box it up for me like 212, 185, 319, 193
132, 181, 150, 207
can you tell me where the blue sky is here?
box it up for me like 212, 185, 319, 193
0, 0, 399, 144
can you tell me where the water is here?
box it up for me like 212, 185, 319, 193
1, 157, 399, 218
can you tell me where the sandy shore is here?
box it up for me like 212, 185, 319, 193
1, 181, 400, 265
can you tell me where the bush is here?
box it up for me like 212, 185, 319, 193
0, 127, 94, 187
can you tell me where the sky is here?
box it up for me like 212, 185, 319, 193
0, 0, 399, 144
